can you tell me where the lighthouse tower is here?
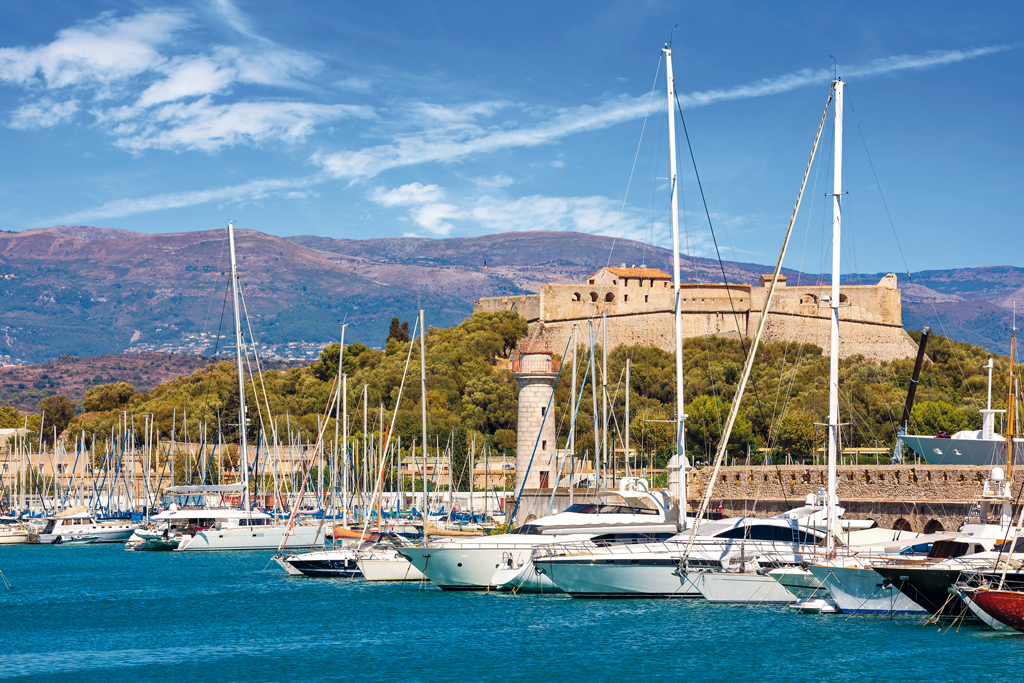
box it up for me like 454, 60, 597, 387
514, 341, 559, 493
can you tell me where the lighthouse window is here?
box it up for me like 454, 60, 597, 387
542, 441, 547, 450
541, 407, 546, 416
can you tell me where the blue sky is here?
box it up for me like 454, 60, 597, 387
0, 1, 1020, 275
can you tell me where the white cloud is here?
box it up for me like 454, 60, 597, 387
10, 97, 79, 129
473, 174, 515, 189
113, 98, 375, 152
1, 10, 363, 153
212, 0, 269, 43
51, 174, 324, 223
335, 77, 372, 92
0, 10, 187, 90
314, 45, 1012, 180
368, 182, 446, 207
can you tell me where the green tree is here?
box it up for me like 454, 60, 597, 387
493, 428, 516, 454
38, 394, 76, 444
387, 317, 411, 344
0, 405, 21, 428
911, 401, 981, 435
82, 382, 135, 412
774, 412, 819, 461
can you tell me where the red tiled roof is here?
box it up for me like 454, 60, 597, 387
604, 267, 671, 279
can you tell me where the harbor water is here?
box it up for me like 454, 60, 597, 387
1, 544, 1023, 682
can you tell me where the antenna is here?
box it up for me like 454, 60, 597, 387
668, 23, 678, 48
829, 55, 837, 81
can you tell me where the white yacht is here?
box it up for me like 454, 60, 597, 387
397, 480, 679, 591
38, 508, 141, 544
0, 517, 33, 545
357, 545, 426, 582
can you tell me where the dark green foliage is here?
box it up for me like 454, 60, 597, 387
82, 382, 135, 412
38, 394, 76, 444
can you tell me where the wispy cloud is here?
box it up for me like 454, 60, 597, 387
51, 174, 324, 223
365, 181, 673, 244
1, 9, 370, 152
315, 45, 1012, 180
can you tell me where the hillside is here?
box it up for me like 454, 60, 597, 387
1, 226, 1021, 365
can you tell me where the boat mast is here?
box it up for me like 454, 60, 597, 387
664, 44, 687, 510
227, 221, 250, 513
826, 78, 844, 554
420, 308, 428, 543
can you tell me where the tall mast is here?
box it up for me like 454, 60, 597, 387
602, 310, 608, 489
664, 44, 687, 510
420, 309, 428, 543
826, 79, 844, 554
227, 221, 250, 513
334, 324, 345, 523
570, 325, 576, 507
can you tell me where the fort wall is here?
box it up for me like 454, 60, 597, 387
475, 272, 918, 361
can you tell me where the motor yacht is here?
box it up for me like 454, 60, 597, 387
38, 507, 140, 544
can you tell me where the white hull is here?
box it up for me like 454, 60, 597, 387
493, 561, 561, 593
399, 545, 534, 590
807, 564, 927, 615
693, 571, 796, 604
178, 525, 324, 551
0, 530, 31, 545
536, 557, 699, 598
357, 556, 425, 581
902, 435, 1024, 467
40, 526, 139, 544
769, 566, 827, 599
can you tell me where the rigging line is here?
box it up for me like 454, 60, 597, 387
846, 90, 911, 281
606, 54, 663, 268
674, 91, 773, 435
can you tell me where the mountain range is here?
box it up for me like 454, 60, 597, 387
0, 225, 1020, 366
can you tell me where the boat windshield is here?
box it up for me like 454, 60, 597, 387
562, 503, 657, 515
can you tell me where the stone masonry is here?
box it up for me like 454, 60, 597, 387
685, 464, 1015, 533
475, 267, 918, 361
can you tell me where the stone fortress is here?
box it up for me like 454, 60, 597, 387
474, 265, 919, 361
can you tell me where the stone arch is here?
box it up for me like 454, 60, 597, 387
923, 519, 944, 534
893, 518, 913, 532
572, 292, 581, 301
590, 292, 599, 302
604, 292, 615, 302
839, 293, 849, 304
800, 293, 818, 305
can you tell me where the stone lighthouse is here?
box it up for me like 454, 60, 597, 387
513, 340, 559, 492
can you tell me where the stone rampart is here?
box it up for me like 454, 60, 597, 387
474, 275, 919, 361
685, 464, 1010, 533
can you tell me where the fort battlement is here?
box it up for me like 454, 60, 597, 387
474, 267, 917, 361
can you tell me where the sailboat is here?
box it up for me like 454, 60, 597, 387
171, 222, 325, 552
533, 50, 861, 601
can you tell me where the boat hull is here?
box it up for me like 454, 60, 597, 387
871, 565, 966, 616
901, 435, 1024, 466
769, 567, 827, 599
357, 557, 425, 581
807, 564, 927, 615
177, 525, 325, 552
534, 557, 699, 598
398, 546, 532, 590
693, 571, 796, 604
958, 587, 1024, 632
493, 561, 562, 593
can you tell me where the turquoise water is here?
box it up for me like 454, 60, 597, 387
1, 544, 1023, 682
